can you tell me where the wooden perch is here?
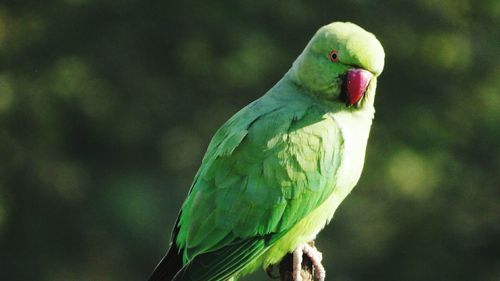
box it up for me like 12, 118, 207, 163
267, 241, 317, 281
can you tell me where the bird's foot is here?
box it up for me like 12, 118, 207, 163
292, 243, 326, 281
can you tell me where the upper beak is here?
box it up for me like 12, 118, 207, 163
343, 68, 373, 106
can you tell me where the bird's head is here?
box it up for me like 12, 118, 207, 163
289, 22, 385, 109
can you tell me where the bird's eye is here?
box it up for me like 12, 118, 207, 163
328, 50, 339, 62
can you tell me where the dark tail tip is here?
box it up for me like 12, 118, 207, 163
148, 245, 183, 281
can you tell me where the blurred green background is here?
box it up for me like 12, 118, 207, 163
0, 0, 499, 280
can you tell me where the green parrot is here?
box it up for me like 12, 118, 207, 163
149, 21, 385, 281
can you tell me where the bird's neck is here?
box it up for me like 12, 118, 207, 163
272, 72, 376, 121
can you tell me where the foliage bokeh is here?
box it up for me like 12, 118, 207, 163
0, 1, 499, 280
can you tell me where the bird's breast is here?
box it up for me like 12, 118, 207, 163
257, 110, 373, 268
328, 110, 373, 200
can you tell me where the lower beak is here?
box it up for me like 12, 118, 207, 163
344, 68, 373, 106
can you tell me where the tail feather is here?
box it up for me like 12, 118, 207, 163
148, 244, 183, 281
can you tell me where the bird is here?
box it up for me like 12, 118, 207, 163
148, 21, 385, 281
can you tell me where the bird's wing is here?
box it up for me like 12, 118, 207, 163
166, 91, 343, 281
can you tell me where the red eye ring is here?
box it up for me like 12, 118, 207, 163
328, 50, 339, 62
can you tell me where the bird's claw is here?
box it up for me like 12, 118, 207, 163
292, 243, 326, 281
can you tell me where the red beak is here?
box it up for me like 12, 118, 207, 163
344, 68, 373, 106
